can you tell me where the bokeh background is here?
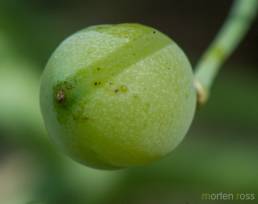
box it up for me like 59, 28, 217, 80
0, 0, 257, 203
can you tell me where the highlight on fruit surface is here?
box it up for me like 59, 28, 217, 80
40, 23, 196, 169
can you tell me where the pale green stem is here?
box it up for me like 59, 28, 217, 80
194, 0, 257, 105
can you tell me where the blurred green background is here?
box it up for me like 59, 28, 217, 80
0, 0, 257, 203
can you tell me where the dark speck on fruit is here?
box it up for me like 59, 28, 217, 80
56, 89, 65, 103
114, 89, 119, 93
94, 81, 101, 86
53, 80, 74, 105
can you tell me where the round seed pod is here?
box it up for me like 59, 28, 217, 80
40, 23, 196, 169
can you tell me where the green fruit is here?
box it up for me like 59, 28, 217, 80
40, 23, 196, 169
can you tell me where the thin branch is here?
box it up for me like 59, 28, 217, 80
194, 0, 257, 106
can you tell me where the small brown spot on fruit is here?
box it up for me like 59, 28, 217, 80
114, 89, 119, 93
56, 89, 65, 103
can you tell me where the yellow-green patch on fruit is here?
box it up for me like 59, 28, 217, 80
40, 23, 196, 169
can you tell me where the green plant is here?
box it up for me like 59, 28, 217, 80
40, 0, 257, 169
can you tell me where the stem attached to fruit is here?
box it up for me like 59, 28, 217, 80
194, 0, 257, 106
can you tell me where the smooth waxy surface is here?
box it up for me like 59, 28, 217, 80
40, 23, 196, 169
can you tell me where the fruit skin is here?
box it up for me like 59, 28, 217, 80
40, 23, 196, 169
